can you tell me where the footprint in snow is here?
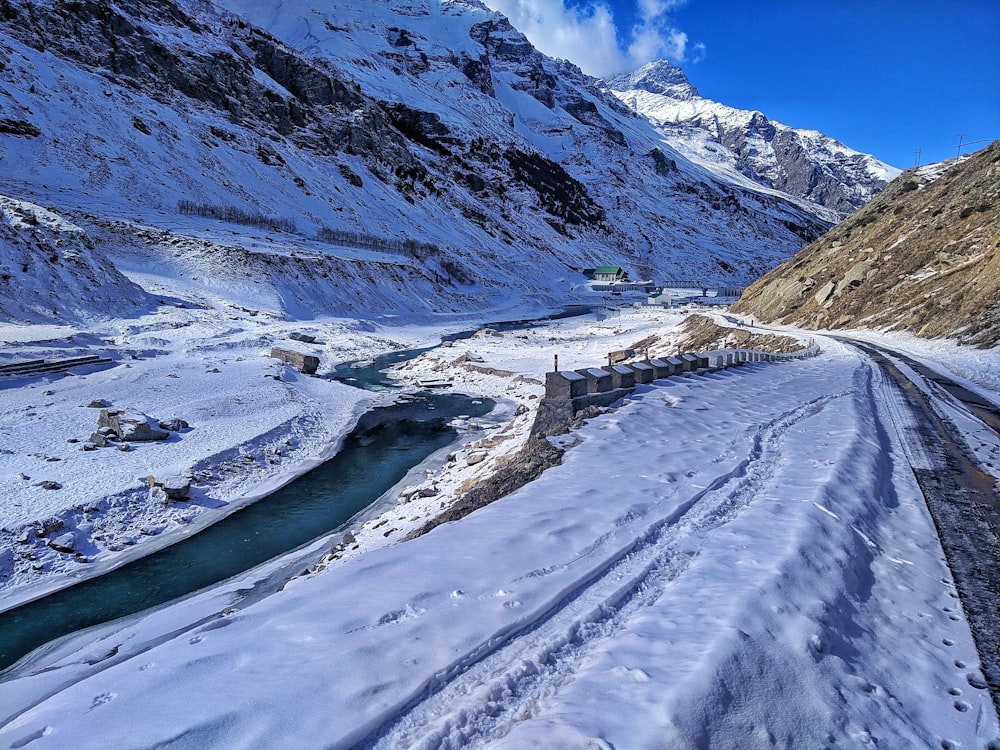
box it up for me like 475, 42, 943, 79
90, 692, 115, 709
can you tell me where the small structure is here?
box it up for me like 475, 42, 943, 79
270, 347, 319, 375
628, 361, 655, 384
544, 370, 587, 400
593, 265, 627, 282
607, 348, 635, 365
647, 358, 672, 379
574, 368, 612, 393
647, 291, 670, 307
602, 364, 635, 389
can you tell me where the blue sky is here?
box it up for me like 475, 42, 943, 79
484, 0, 1000, 168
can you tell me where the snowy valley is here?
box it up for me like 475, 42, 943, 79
1, 0, 999, 747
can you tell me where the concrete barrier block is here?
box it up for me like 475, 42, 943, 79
602, 364, 635, 389
545, 370, 588, 399
628, 361, 655, 384
647, 358, 672, 379
665, 356, 684, 375
575, 367, 613, 393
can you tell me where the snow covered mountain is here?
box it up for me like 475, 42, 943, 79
0, 0, 839, 326
605, 61, 901, 216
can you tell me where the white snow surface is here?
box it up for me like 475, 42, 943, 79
1, 307, 998, 749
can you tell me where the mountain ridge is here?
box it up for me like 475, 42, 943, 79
0, 0, 889, 325
605, 60, 900, 216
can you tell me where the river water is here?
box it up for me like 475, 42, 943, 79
0, 393, 493, 671
0, 307, 591, 671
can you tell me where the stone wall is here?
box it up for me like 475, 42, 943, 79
531, 344, 819, 437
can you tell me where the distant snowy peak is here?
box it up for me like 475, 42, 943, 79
603, 60, 698, 100
605, 61, 902, 216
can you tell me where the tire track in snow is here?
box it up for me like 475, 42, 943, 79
354, 391, 845, 750
846, 339, 1000, 716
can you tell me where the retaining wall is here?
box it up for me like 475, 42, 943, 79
531, 344, 819, 437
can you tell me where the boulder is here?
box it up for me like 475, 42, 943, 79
158, 417, 190, 432
162, 476, 190, 500
269, 347, 319, 375
48, 531, 76, 553
99, 407, 170, 441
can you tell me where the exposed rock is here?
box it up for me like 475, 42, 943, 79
269, 347, 319, 375
38, 518, 64, 536
672, 314, 806, 355
35, 480, 62, 490
158, 417, 190, 432
405, 439, 564, 541
161, 476, 190, 500
814, 280, 836, 305
87, 398, 112, 408
734, 141, 1000, 347
0, 117, 41, 137
48, 531, 76, 553
99, 407, 170, 441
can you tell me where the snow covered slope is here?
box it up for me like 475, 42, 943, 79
0, 0, 837, 327
606, 61, 902, 216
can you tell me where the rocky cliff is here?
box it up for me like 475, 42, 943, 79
605, 61, 900, 216
0, 0, 843, 326
732, 141, 1000, 348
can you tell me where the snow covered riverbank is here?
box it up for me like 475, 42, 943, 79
2, 306, 998, 748
0, 303, 687, 606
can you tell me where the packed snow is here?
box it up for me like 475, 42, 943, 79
1, 305, 998, 749
0, 0, 996, 745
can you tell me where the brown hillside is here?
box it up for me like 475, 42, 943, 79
732, 140, 1000, 348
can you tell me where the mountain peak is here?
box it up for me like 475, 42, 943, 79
602, 60, 699, 100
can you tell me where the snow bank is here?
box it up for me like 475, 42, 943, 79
2, 341, 995, 749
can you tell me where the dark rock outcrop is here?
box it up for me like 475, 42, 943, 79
99, 408, 170, 441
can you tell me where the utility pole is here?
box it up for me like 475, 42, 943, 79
914, 148, 921, 167
956, 133, 965, 159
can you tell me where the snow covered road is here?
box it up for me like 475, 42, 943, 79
2, 339, 997, 748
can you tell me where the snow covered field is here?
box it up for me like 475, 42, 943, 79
1, 306, 998, 749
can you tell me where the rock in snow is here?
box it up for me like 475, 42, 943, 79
47, 531, 75, 553
99, 408, 170, 442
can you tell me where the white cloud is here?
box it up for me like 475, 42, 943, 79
482, 0, 700, 78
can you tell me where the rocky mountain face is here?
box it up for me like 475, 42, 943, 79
0, 0, 837, 324
605, 61, 900, 217
732, 141, 1000, 348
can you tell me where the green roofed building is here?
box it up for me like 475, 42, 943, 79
594, 265, 627, 282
